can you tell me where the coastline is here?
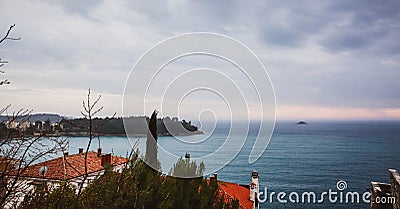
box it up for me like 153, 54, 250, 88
41, 130, 204, 138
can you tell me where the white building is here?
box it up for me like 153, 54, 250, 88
5, 148, 128, 208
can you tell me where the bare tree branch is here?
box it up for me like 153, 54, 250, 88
0, 59, 8, 69
0, 80, 10, 85
77, 89, 104, 196
0, 104, 11, 115
0, 109, 66, 207
1, 24, 20, 86
0, 24, 21, 44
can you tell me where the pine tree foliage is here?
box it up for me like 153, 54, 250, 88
20, 154, 239, 209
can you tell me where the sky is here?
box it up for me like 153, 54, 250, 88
1, 0, 400, 121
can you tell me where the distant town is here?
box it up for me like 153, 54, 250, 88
0, 113, 201, 138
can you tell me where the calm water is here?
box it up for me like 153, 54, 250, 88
63, 121, 400, 208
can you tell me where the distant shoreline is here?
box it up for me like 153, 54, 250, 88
1, 113, 202, 139
43, 130, 204, 138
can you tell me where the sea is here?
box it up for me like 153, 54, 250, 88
61, 120, 400, 208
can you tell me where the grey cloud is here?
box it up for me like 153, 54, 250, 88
252, 0, 400, 55
254, 2, 334, 47
317, 28, 375, 53
269, 53, 400, 109
327, 0, 400, 23
316, 0, 400, 54
1, 0, 400, 118
45, 0, 104, 17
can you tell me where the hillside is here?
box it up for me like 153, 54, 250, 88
0, 113, 63, 123
0, 113, 200, 137
59, 116, 199, 136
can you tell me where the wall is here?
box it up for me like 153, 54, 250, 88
370, 182, 392, 209
389, 169, 400, 209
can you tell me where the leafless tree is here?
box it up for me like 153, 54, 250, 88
0, 107, 67, 208
0, 24, 67, 208
0, 24, 20, 86
77, 89, 103, 196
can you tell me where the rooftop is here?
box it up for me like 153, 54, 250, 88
13, 151, 128, 180
0, 156, 20, 173
219, 181, 253, 209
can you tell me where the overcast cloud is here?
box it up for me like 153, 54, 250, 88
1, 0, 400, 120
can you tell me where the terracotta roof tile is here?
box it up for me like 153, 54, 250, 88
14, 152, 128, 180
219, 181, 253, 209
0, 156, 20, 173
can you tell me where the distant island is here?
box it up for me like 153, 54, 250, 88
295, 121, 308, 125
0, 113, 202, 138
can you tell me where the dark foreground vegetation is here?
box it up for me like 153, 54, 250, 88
19, 155, 239, 209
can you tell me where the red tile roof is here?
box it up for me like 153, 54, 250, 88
14, 152, 128, 180
219, 181, 253, 209
0, 156, 20, 173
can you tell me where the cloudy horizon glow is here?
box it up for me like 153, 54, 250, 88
1, 0, 400, 121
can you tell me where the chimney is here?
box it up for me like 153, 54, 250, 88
78, 148, 84, 154
210, 173, 218, 182
97, 148, 102, 157
101, 153, 112, 167
185, 152, 190, 159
